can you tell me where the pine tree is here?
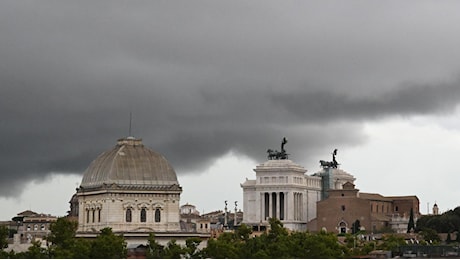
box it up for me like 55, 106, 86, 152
407, 208, 415, 233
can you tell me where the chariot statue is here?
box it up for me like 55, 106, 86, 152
267, 137, 289, 160
319, 149, 339, 168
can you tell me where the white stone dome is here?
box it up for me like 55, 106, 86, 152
80, 137, 180, 191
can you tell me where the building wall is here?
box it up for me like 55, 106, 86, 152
241, 160, 321, 231
315, 183, 420, 234
391, 197, 420, 218
77, 191, 181, 233
316, 187, 371, 233
241, 160, 356, 232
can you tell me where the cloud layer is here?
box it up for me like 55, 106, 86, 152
2, 1, 460, 196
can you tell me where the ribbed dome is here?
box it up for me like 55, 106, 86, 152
80, 137, 179, 190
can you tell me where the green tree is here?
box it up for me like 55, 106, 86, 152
184, 237, 202, 259
407, 208, 415, 233
163, 239, 185, 259
416, 206, 460, 233
23, 240, 49, 259
146, 233, 165, 259
202, 232, 241, 258
378, 233, 405, 256
46, 217, 80, 258
70, 238, 92, 259
0, 226, 9, 250
90, 228, 127, 259
264, 218, 290, 258
446, 231, 453, 244
351, 219, 361, 234
419, 227, 440, 244
299, 231, 349, 258
235, 223, 252, 242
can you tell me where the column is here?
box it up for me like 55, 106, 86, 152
264, 193, 270, 220
260, 192, 264, 222
279, 192, 285, 220
269, 192, 273, 218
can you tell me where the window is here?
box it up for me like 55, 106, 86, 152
140, 208, 147, 222
341, 205, 346, 211
34, 224, 38, 231
155, 208, 161, 223
41, 224, 45, 231
86, 210, 90, 223
92, 210, 95, 223
339, 221, 347, 234
27, 225, 31, 231
126, 208, 132, 222
395, 206, 399, 212
98, 209, 101, 222
205, 223, 208, 229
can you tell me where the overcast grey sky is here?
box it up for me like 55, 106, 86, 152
2, 1, 460, 218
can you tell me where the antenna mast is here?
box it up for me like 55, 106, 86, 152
128, 111, 132, 137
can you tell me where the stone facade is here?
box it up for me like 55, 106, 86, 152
75, 137, 210, 246
77, 190, 181, 233
241, 159, 355, 231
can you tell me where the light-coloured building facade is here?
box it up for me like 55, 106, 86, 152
241, 158, 355, 231
75, 137, 209, 246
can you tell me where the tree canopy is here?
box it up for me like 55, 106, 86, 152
416, 206, 460, 233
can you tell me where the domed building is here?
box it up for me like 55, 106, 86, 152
76, 137, 184, 239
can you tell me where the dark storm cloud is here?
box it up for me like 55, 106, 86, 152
2, 1, 460, 196
271, 82, 460, 122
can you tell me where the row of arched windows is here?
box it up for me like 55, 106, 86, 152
86, 209, 101, 223
126, 208, 161, 223
26, 224, 46, 231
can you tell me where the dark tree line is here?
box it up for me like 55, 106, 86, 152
0, 218, 127, 259
417, 206, 460, 235
1, 217, 352, 258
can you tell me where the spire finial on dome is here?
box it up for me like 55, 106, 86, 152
128, 111, 133, 138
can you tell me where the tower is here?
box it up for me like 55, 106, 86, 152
433, 202, 439, 215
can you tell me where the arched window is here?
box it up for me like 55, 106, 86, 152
339, 221, 347, 234
140, 208, 147, 222
34, 224, 38, 231
86, 210, 90, 223
155, 208, 161, 223
98, 209, 101, 222
126, 208, 132, 222
41, 224, 45, 231
92, 210, 95, 223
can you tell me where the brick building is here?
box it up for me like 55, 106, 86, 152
313, 182, 419, 234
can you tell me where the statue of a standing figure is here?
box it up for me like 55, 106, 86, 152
280, 137, 288, 159
332, 149, 338, 168
281, 137, 287, 153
